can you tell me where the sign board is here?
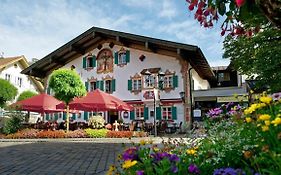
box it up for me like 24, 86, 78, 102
193, 109, 201, 118
217, 95, 248, 103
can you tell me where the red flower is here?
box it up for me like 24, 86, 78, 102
236, 0, 245, 7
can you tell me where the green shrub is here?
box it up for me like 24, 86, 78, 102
88, 115, 105, 129
84, 128, 107, 138
2, 111, 24, 134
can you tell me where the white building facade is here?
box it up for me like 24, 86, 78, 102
22, 27, 215, 125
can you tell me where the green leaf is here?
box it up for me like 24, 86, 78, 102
218, 2, 226, 16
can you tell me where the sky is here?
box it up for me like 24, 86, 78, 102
0, 0, 229, 66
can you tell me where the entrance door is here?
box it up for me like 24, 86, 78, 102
108, 111, 118, 124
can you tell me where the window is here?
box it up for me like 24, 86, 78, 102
144, 75, 155, 88
17, 77, 22, 87
218, 72, 230, 82
115, 47, 130, 65
105, 80, 112, 93
118, 52, 127, 64
90, 81, 97, 91
135, 107, 144, 119
162, 107, 172, 120
132, 79, 142, 91
87, 57, 94, 68
5, 74, 11, 81
163, 76, 173, 88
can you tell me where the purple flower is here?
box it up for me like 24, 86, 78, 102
136, 170, 144, 175
169, 154, 180, 162
188, 164, 200, 174
122, 147, 138, 160
171, 165, 178, 173
213, 167, 246, 175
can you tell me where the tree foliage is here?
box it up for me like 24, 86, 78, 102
223, 27, 281, 92
17, 90, 37, 102
48, 68, 86, 105
186, 0, 280, 36
0, 78, 18, 108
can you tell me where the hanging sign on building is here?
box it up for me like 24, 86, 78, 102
217, 95, 248, 103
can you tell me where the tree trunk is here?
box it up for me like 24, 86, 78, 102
66, 105, 70, 133
257, 0, 281, 29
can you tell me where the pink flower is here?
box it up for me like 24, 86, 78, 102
236, 0, 245, 7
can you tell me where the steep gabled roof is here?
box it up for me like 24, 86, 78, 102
0, 55, 44, 92
21, 26, 215, 81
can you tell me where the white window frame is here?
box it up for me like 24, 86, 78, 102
132, 79, 141, 91
5, 74, 11, 81
162, 106, 172, 120
17, 77, 22, 87
144, 75, 155, 88
118, 52, 127, 64
105, 79, 112, 93
163, 75, 173, 88
135, 107, 144, 120
90, 81, 97, 91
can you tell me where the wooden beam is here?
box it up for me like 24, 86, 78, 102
92, 31, 95, 38
116, 36, 120, 42
69, 44, 86, 55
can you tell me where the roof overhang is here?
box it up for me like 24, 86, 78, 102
21, 27, 215, 81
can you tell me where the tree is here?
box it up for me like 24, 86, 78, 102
48, 68, 86, 132
186, 0, 280, 36
17, 90, 37, 102
0, 78, 18, 108
223, 27, 281, 92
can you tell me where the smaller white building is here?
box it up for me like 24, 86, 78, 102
0, 55, 44, 103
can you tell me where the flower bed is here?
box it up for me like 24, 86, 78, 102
106, 131, 133, 138
109, 94, 281, 175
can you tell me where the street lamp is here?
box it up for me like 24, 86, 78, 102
144, 69, 164, 137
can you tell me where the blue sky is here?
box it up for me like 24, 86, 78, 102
0, 0, 229, 66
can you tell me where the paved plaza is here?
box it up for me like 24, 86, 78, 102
0, 139, 130, 175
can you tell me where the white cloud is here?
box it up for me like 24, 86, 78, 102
159, 0, 178, 19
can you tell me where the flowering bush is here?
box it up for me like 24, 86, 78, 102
88, 115, 105, 129
110, 94, 280, 174
64, 129, 87, 138
36, 130, 65, 138
84, 128, 108, 138
106, 131, 133, 138
5, 128, 40, 139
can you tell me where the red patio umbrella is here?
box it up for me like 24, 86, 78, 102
11, 93, 64, 114
56, 89, 133, 111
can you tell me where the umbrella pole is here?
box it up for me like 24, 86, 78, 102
66, 105, 70, 133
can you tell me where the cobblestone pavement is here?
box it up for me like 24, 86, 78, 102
0, 141, 127, 175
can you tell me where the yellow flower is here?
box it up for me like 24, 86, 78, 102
153, 147, 160, 152
260, 96, 272, 104
139, 139, 147, 145
186, 148, 197, 155
271, 117, 281, 126
258, 114, 271, 121
264, 120, 271, 126
250, 90, 254, 94
107, 165, 116, 175
245, 117, 252, 123
261, 125, 269, 132
122, 160, 137, 169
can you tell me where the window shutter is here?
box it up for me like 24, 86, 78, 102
84, 111, 88, 121
63, 112, 66, 120
156, 107, 162, 120
144, 107, 149, 120
96, 81, 100, 89
159, 81, 164, 90
100, 80, 104, 91
83, 57, 87, 69
114, 52, 118, 64
128, 80, 132, 91
112, 79, 116, 92
92, 56, 96, 67
173, 75, 178, 88
85, 82, 89, 92
130, 110, 135, 120
54, 113, 59, 120
126, 50, 130, 63
72, 113, 76, 120
46, 114, 50, 121
172, 107, 177, 120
